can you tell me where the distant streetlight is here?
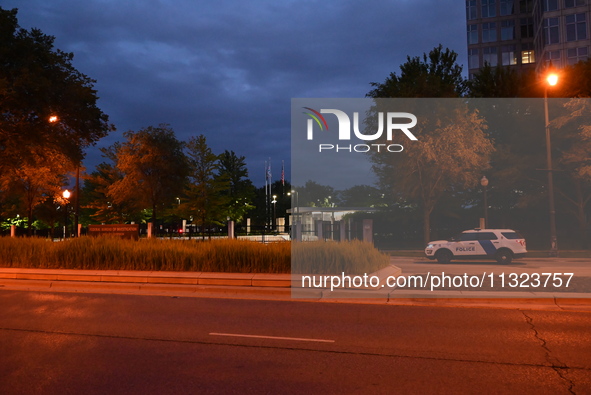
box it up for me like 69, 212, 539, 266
481, 176, 489, 229
544, 72, 559, 257
48, 115, 59, 123
62, 189, 70, 239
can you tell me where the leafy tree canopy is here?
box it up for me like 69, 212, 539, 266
0, 7, 112, 170
367, 45, 466, 98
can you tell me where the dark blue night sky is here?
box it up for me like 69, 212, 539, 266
3, 0, 466, 187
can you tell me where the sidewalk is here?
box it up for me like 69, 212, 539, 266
1, 266, 591, 311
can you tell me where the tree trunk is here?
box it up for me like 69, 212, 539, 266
27, 203, 34, 237
423, 207, 431, 245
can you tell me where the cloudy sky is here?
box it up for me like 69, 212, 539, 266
3, 0, 466, 188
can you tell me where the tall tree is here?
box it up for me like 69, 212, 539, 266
83, 144, 144, 224
109, 124, 188, 225
367, 46, 492, 243
370, 104, 494, 243
216, 150, 255, 222
182, 135, 228, 238
0, 7, 112, 172
368, 45, 466, 99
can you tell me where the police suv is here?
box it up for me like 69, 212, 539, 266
425, 229, 527, 264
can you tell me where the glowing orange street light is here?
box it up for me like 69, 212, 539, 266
547, 73, 559, 86
63, 189, 71, 199
49, 115, 59, 123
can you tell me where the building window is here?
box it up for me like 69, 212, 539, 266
521, 43, 535, 63
565, 0, 586, 8
500, 0, 514, 15
482, 0, 496, 18
519, 0, 533, 13
469, 48, 480, 69
501, 20, 515, 40
566, 13, 587, 42
466, 0, 478, 20
544, 18, 560, 45
520, 18, 534, 38
567, 47, 588, 64
542, 0, 558, 11
501, 45, 517, 65
483, 47, 498, 66
482, 22, 498, 42
545, 50, 561, 67
467, 25, 479, 44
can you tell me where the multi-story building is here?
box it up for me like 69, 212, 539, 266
466, 0, 591, 77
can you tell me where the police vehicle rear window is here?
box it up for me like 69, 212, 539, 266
502, 232, 523, 239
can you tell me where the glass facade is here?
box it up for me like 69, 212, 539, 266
466, 0, 591, 73
566, 13, 587, 42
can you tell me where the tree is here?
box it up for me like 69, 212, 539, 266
369, 103, 493, 244
551, 99, 591, 247
0, 149, 73, 234
216, 150, 255, 222
296, 181, 336, 207
367, 46, 493, 243
467, 64, 539, 98
0, 7, 112, 172
109, 124, 188, 225
339, 185, 385, 207
367, 45, 466, 99
182, 135, 228, 238
83, 145, 144, 224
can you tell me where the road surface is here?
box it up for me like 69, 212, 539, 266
1, 290, 590, 394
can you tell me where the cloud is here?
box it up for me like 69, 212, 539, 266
3, 0, 466, 187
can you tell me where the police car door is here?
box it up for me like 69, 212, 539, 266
456, 232, 479, 256
476, 231, 500, 257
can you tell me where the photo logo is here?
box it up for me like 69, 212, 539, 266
304, 108, 418, 153
303, 107, 329, 134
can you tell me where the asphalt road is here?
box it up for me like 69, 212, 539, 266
1, 290, 590, 394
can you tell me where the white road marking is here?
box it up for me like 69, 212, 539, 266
209, 332, 335, 343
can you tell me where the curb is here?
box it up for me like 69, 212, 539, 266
1, 267, 590, 310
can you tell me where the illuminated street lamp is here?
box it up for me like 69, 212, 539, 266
544, 72, 559, 257
481, 176, 489, 229
62, 189, 70, 239
48, 115, 59, 123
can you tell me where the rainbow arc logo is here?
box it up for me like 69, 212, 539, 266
302, 107, 329, 131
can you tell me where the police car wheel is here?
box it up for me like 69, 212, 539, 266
495, 249, 513, 264
436, 250, 453, 264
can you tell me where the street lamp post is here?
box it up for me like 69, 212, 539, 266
62, 189, 70, 239
544, 73, 559, 257
288, 190, 300, 241
272, 195, 277, 231
481, 176, 489, 229
51, 115, 81, 238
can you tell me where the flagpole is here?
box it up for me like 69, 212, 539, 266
264, 160, 268, 229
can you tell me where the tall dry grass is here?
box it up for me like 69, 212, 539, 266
0, 237, 291, 273
292, 240, 390, 274
0, 237, 390, 274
